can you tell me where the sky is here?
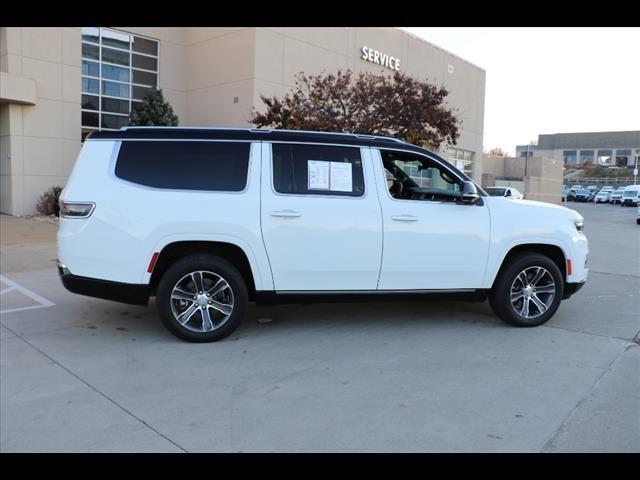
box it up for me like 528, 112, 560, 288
402, 27, 640, 156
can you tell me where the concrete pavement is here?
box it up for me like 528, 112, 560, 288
1, 204, 638, 452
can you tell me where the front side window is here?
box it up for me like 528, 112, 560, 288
81, 27, 160, 142
115, 141, 250, 191
381, 150, 461, 202
272, 143, 365, 197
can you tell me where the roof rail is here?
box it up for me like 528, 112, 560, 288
120, 126, 407, 144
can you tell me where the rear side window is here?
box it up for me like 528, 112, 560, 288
272, 143, 365, 197
115, 141, 250, 191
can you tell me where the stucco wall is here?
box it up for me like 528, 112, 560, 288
481, 154, 563, 204
1, 27, 82, 216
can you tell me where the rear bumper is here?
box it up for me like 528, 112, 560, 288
563, 281, 586, 300
57, 261, 149, 305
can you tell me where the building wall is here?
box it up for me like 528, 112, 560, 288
1, 27, 485, 215
481, 154, 563, 204
1, 27, 82, 216
516, 131, 640, 167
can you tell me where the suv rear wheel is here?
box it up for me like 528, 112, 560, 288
489, 253, 564, 327
156, 254, 248, 342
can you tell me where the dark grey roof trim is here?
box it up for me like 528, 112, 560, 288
88, 127, 433, 153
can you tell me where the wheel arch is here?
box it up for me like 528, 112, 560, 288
490, 243, 568, 289
148, 240, 259, 300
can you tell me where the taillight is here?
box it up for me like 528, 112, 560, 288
60, 201, 95, 219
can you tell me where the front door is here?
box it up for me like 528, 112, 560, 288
260, 142, 383, 291
372, 148, 491, 290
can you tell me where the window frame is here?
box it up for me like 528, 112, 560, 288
378, 147, 474, 205
268, 141, 368, 199
108, 139, 253, 194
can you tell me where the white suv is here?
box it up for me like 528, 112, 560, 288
58, 128, 589, 342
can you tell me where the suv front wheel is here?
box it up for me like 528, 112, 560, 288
489, 253, 564, 327
156, 254, 248, 342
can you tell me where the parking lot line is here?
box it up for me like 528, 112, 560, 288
0, 274, 55, 315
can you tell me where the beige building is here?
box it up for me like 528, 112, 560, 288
481, 154, 564, 204
1, 27, 486, 215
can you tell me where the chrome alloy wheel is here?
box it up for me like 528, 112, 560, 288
509, 266, 556, 319
170, 271, 234, 333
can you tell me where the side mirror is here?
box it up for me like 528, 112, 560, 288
461, 181, 480, 204
505, 190, 512, 197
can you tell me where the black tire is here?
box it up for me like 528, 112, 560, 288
156, 254, 248, 342
489, 252, 564, 327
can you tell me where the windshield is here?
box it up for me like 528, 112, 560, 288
578, 190, 590, 194
486, 187, 506, 196
623, 190, 638, 197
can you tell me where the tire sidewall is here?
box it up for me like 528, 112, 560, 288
156, 254, 248, 342
490, 253, 564, 327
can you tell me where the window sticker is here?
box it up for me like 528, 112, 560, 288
330, 162, 353, 192
308, 160, 330, 190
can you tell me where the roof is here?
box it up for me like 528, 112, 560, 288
87, 127, 433, 154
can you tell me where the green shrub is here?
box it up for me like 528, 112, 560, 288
36, 185, 63, 216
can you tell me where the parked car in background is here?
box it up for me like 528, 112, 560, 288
586, 186, 598, 193
573, 189, 595, 202
594, 190, 611, 203
599, 186, 614, 193
610, 187, 627, 204
567, 185, 583, 201
621, 185, 640, 207
484, 186, 524, 200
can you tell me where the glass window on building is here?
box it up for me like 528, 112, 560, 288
597, 149, 613, 166
81, 27, 159, 141
447, 148, 474, 177
614, 149, 631, 167
563, 150, 577, 164
579, 150, 594, 165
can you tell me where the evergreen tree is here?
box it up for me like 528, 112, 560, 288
129, 88, 179, 126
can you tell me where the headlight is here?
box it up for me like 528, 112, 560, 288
574, 218, 584, 232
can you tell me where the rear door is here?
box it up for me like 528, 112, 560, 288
260, 142, 383, 291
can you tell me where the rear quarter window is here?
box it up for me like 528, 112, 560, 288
115, 141, 250, 191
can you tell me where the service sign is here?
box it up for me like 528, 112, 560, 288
361, 46, 400, 71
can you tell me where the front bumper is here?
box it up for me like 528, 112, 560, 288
57, 261, 149, 306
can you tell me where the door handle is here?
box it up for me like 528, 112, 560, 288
391, 214, 419, 222
270, 210, 302, 218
